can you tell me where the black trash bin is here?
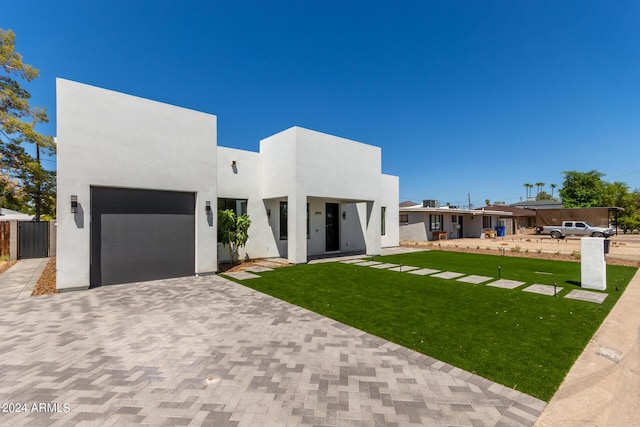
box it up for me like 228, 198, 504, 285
604, 238, 610, 254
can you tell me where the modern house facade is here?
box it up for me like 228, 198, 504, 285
56, 79, 399, 291
399, 202, 510, 241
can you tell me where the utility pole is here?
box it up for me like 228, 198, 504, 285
35, 143, 41, 221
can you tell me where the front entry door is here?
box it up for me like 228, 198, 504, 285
458, 216, 464, 238
325, 203, 340, 251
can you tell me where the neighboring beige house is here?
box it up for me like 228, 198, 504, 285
476, 205, 536, 234
399, 201, 511, 242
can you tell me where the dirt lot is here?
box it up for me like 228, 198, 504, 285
402, 233, 640, 267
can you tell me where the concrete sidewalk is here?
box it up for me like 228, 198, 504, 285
535, 267, 640, 426
0, 257, 49, 300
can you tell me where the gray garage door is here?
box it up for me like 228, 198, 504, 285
90, 187, 195, 287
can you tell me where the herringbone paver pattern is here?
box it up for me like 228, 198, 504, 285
0, 263, 545, 426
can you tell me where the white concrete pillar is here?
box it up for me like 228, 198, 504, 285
581, 237, 606, 290
365, 200, 381, 256
287, 194, 308, 264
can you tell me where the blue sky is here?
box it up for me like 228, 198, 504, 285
3, 1, 640, 207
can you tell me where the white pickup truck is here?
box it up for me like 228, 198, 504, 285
536, 221, 614, 239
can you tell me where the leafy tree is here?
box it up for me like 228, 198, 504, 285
602, 182, 640, 232
485, 199, 491, 206
535, 191, 555, 201
0, 28, 55, 219
218, 209, 251, 265
559, 170, 606, 208
618, 212, 640, 233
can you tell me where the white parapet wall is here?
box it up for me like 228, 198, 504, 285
581, 237, 606, 290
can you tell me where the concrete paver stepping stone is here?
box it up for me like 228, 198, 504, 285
565, 289, 608, 304
224, 271, 261, 280
355, 261, 383, 266
245, 266, 273, 272
386, 265, 420, 272
487, 279, 525, 289
340, 259, 367, 264
523, 284, 562, 296
369, 263, 400, 269
457, 275, 493, 284
408, 268, 441, 276
431, 271, 465, 279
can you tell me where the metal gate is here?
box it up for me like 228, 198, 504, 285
18, 221, 49, 259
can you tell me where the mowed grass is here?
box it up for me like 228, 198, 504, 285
228, 251, 637, 401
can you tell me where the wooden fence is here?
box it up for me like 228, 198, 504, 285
0, 221, 10, 257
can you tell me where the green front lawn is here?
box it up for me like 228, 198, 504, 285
227, 251, 637, 401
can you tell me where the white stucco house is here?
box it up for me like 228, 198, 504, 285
399, 202, 511, 242
56, 79, 399, 291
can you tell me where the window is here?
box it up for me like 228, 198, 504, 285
279, 202, 309, 240
217, 198, 247, 216
429, 214, 443, 231
400, 214, 409, 224
482, 215, 492, 229
307, 203, 310, 239
381, 207, 386, 236
451, 215, 457, 223
217, 198, 248, 242
280, 201, 287, 240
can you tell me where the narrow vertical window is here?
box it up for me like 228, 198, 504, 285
280, 201, 288, 240
429, 214, 443, 231
307, 203, 310, 239
381, 207, 386, 236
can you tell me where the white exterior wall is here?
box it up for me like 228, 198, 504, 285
381, 174, 400, 248
216, 147, 281, 262
399, 213, 428, 241
260, 127, 389, 263
57, 80, 398, 285
56, 79, 218, 290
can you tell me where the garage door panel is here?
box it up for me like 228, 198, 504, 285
90, 187, 195, 287
100, 214, 194, 285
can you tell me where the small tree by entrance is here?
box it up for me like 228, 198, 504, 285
218, 209, 251, 265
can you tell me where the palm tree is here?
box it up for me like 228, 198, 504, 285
550, 183, 557, 198
524, 183, 532, 199
535, 182, 545, 196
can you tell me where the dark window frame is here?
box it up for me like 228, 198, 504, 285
381, 206, 386, 236
429, 214, 443, 231
280, 201, 288, 240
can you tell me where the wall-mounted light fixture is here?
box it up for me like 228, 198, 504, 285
267, 208, 271, 219
71, 195, 78, 213
231, 160, 237, 167
342, 211, 347, 220
205, 201, 211, 212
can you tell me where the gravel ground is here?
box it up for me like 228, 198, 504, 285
0, 259, 17, 276
402, 233, 640, 267
31, 257, 56, 296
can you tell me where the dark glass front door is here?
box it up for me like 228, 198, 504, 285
325, 203, 340, 251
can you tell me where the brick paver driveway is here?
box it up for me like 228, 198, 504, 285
0, 261, 544, 426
